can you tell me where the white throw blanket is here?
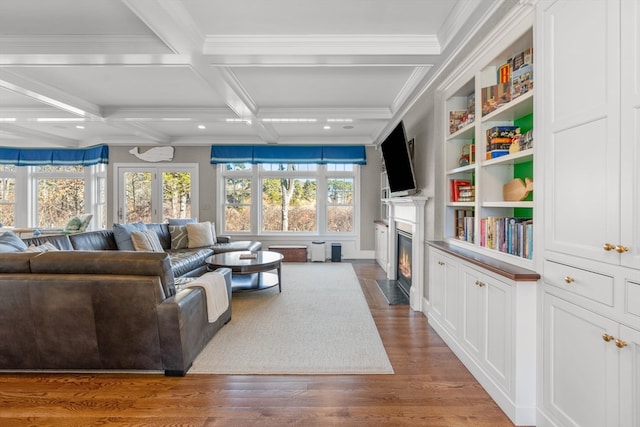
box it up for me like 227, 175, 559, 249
181, 272, 229, 322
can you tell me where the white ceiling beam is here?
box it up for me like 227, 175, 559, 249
204, 35, 441, 57
124, 0, 278, 143
0, 123, 79, 147
0, 70, 103, 120
121, 0, 203, 53
0, 54, 192, 67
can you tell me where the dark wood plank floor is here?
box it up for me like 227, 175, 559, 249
0, 260, 516, 427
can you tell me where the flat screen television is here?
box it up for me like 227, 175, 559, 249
380, 121, 418, 197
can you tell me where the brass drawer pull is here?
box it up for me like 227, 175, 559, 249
564, 276, 575, 284
603, 243, 616, 251
616, 245, 629, 254
616, 339, 628, 349
602, 334, 615, 342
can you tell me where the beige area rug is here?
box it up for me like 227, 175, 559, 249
189, 263, 394, 375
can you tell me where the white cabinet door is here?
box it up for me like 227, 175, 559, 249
620, 0, 640, 270
461, 266, 485, 361
442, 256, 460, 337
484, 275, 512, 392
544, 294, 620, 427
375, 223, 388, 272
429, 250, 446, 319
542, 0, 621, 263
619, 324, 640, 427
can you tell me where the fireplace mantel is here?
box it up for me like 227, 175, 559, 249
383, 196, 428, 311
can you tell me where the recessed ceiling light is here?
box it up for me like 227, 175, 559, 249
0, 118, 16, 122
75, 125, 85, 129
327, 118, 353, 123
197, 124, 206, 129
323, 125, 331, 130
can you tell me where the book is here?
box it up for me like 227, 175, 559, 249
481, 83, 511, 116
239, 253, 257, 259
450, 179, 472, 202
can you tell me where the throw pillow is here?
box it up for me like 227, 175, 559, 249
168, 217, 197, 225
168, 224, 189, 250
64, 216, 83, 232
0, 231, 28, 252
24, 242, 59, 253
130, 229, 164, 252
186, 221, 215, 248
112, 222, 148, 250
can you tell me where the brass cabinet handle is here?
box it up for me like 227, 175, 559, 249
603, 243, 616, 251
615, 339, 628, 349
615, 245, 629, 254
438, 261, 445, 266
475, 280, 486, 287
602, 333, 615, 342
564, 276, 575, 284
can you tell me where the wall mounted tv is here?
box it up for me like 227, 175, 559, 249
380, 121, 418, 197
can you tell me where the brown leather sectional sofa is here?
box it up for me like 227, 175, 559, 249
0, 224, 261, 375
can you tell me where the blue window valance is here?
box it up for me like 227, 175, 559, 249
0, 144, 108, 166
210, 145, 366, 165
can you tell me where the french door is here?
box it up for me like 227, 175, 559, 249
115, 164, 198, 224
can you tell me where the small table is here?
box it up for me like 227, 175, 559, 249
205, 251, 284, 293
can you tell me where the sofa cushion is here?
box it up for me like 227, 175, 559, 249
186, 221, 216, 248
23, 234, 74, 251
167, 248, 215, 278
131, 229, 164, 252
212, 240, 262, 253
113, 222, 147, 250
0, 252, 39, 273
0, 231, 28, 252
29, 250, 177, 298
69, 229, 117, 250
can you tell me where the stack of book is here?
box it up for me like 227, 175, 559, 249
450, 179, 473, 202
479, 216, 533, 259
486, 126, 519, 159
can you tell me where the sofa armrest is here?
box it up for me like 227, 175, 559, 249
217, 235, 231, 243
156, 268, 232, 375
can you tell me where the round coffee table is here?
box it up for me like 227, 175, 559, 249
205, 251, 284, 293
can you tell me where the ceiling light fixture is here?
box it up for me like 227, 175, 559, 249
0, 118, 17, 122
75, 125, 85, 129
323, 125, 331, 130
197, 124, 206, 129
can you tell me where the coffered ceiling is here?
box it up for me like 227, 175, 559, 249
0, 0, 502, 148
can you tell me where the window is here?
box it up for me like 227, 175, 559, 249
219, 162, 358, 235
0, 164, 105, 229
0, 165, 16, 227
33, 165, 86, 228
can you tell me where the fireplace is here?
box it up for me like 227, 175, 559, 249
384, 196, 427, 311
396, 230, 412, 297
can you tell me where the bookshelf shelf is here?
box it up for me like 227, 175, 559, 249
442, 26, 535, 268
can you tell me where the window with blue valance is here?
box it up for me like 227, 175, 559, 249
210, 145, 366, 165
0, 144, 108, 166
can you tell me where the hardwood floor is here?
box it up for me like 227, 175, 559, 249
0, 260, 516, 427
